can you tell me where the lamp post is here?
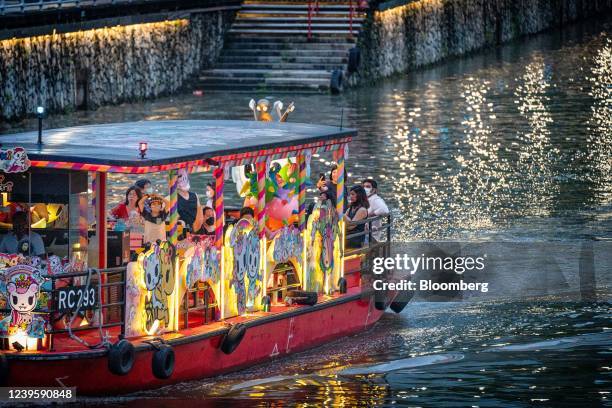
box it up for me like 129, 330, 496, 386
139, 141, 148, 159
36, 106, 44, 145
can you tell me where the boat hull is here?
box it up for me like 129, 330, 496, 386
5, 292, 386, 395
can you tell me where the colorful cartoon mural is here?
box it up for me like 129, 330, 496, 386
0, 147, 30, 173
224, 218, 262, 316
304, 200, 342, 294
0, 264, 46, 348
140, 241, 177, 334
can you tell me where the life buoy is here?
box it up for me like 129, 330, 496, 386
0, 353, 9, 385
338, 277, 348, 294
152, 344, 175, 379
220, 323, 247, 355
330, 70, 343, 95
108, 339, 135, 376
285, 290, 318, 306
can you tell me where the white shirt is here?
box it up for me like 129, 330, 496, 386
367, 194, 389, 241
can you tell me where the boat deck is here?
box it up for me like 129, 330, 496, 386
8, 286, 364, 357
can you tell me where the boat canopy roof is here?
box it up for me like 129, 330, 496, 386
0, 120, 354, 173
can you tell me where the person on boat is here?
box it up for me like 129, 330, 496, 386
363, 178, 389, 242
0, 210, 45, 256
138, 194, 169, 244
319, 190, 336, 208
111, 185, 144, 232
316, 164, 348, 209
205, 183, 215, 209
135, 178, 153, 195
195, 206, 216, 235
344, 185, 369, 249
239, 206, 255, 221
176, 169, 203, 235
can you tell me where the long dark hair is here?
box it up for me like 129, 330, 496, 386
349, 185, 369, 209
124, 186, 143, 205
329, 164, 348, 185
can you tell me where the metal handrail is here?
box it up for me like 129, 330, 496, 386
344, 213, 391, 258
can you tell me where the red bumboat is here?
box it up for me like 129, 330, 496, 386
0, 120, 397, 395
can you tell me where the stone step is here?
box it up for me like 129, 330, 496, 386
196, 83, 326, 93
234, 15, 364, 24
216, 62, 345, 70
227, 35, 356, 43
197, 77, 331, 90
231, 22, 362, 29
200, 69, 332, 79
221, 49, 348, 58
219, 54, 347, 63
224, 41, 354, 50
241, 3, 357, 11
228, 29, 359, 36
237, 11, 366, 18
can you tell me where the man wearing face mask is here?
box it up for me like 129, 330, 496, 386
196, 207, 216, 235
362, 178, 389, 242
174, 169, 203, 235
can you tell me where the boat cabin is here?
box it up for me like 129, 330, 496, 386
0, 120, 390, 355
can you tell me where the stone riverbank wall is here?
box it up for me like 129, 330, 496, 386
354, 0, 612, 83
0, 10, 235, 121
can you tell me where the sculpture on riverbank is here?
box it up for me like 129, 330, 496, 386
249, 98, 295, 122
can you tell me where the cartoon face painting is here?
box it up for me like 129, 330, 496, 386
7, 274, 38, 313
143, 251, 161, 292
229, 219, 261, 314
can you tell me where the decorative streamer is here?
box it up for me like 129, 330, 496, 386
334, 145, 346, 217
297, 152, 308, 231
255, 161, 267, 238
213, 166, 225, 249
167, 169, 179, 245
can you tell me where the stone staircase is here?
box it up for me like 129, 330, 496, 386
196, 1, 366, 93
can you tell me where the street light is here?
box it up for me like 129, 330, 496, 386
139, 141, 148, 159
36, 106, 44, 145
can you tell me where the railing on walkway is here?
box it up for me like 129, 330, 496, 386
306, 0, 368, 40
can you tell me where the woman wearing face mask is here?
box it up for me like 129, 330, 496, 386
175, 169, 203, 234
205, 183, 214, 209
344, 185, 369, 249
195, 207, 216, 235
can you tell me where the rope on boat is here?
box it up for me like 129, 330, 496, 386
65, 268, 111, 350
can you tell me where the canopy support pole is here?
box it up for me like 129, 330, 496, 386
95, 172, 107, 269
255, 160, 267, 238
334, 145, 346, 217
297, 152, 307, 231
167, 169, 179, 245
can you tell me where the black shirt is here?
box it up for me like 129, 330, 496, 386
178, 191, 198, 229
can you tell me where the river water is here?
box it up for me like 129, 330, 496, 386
2, 14, 612, 408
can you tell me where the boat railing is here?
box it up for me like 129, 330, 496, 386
181, 281, 218, 329
344, 213, 391, 270
8, 266, 128, 351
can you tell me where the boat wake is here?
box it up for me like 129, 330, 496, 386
485, 331, 611, 352
337, 353, 465, 375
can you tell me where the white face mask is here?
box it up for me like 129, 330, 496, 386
364, 187, 372, 196
206, 190, 214, 198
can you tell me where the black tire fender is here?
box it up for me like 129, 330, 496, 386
152, 344, 175, 379
108, 339, 135, 376
374, 289, 387, 311
286, 290, 318, 306
338, 277, 348, 294
0, 353, 9, 386
220, 323, 247, 355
